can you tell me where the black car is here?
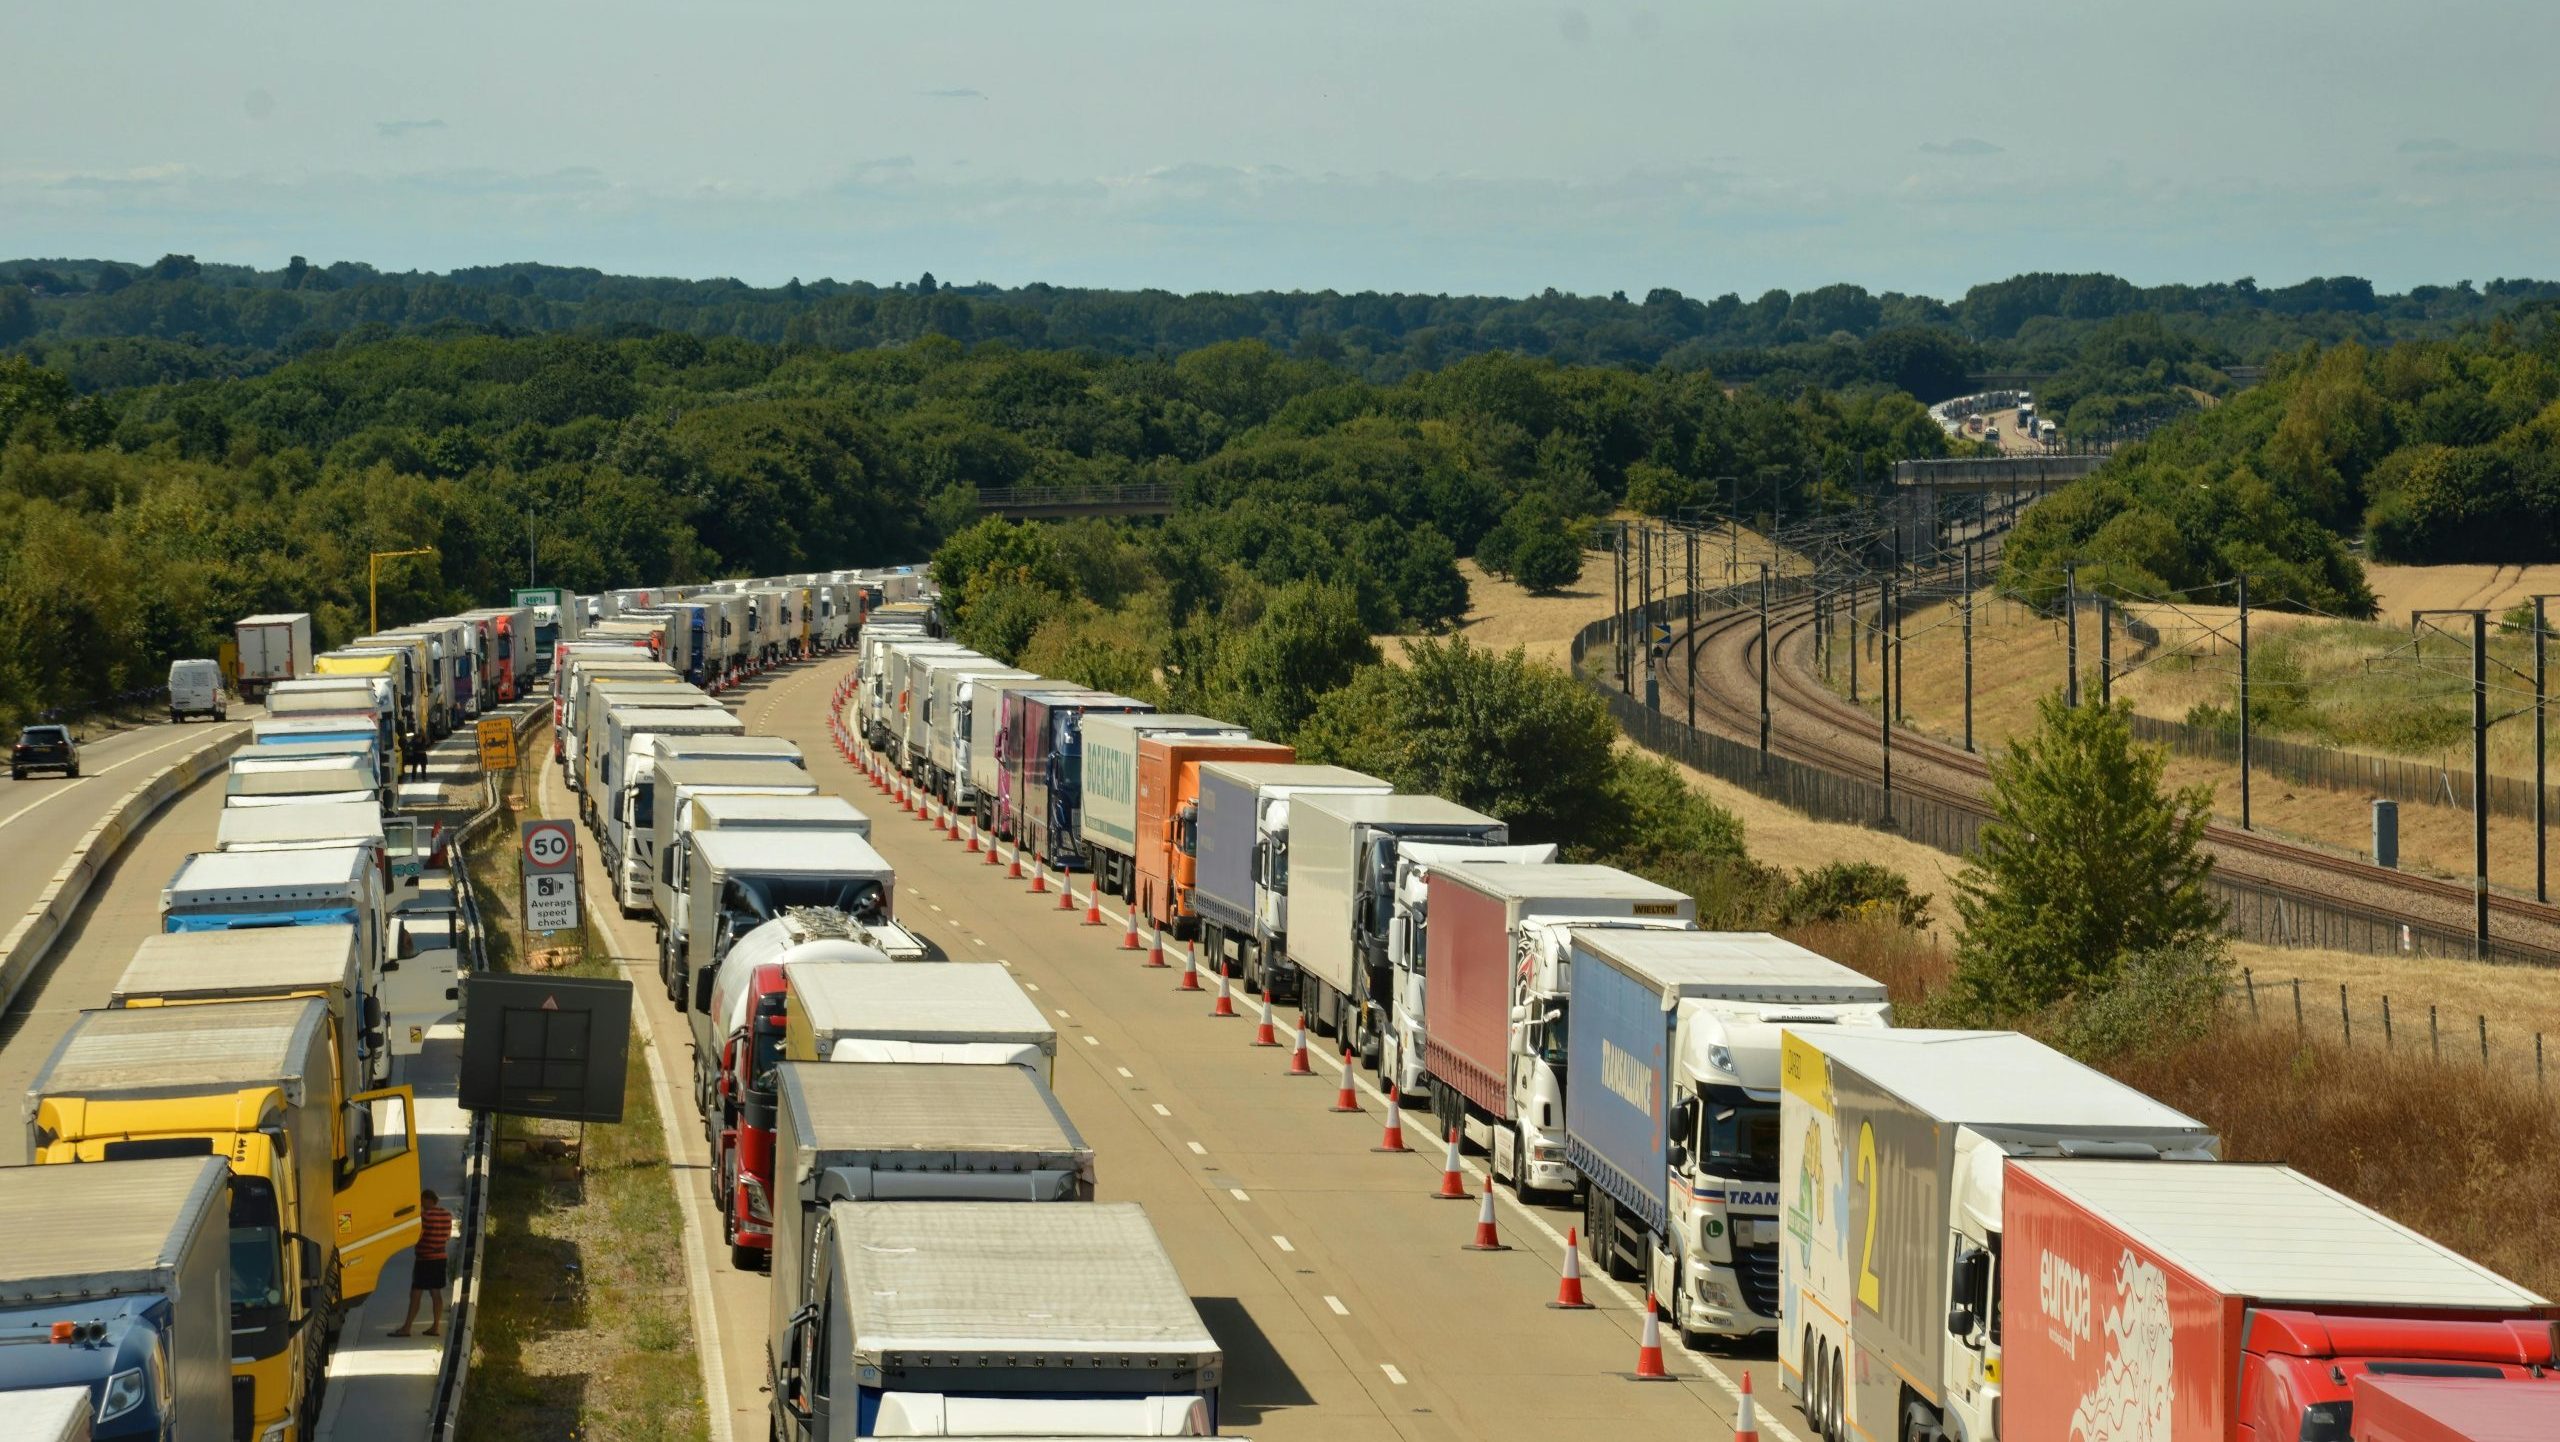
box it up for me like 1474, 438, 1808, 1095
12, 725, 78, 780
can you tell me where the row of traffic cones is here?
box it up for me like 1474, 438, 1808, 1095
844, 726, 1734, 1409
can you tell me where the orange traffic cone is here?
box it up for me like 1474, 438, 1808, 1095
1286, 1017, 1313, 1074
1007, 846, 1023, 879
1330, 1049, 1360, 1112
1176, 943, 1202, 991
1550, 1229, 1594, 1309
1082, 890, 1104, 926
1029, 860, 1047, 893
1631, 1295, 1673, 1380
1374, 1090, 1412, 1154
1734, 1369, 1759, 1439
1143, 926, 1168, 968
1211, 969, 1237, 1017
965, 821, 981, 854
1461, 1173, 1505, 1248
1119, 911, 1141, 950
1056, 875, 1077, 911
1251, 990, 1280, 1047
1432, 1128, 1468, 1199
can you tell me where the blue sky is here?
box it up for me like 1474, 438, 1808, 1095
5, 0, 2555, 298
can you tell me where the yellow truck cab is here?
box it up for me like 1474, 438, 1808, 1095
26, 998, 420, 1442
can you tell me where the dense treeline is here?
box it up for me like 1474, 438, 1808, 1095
0, 324, 1949, 729
7, 254, 2554, 402
2003, 311, 2560, 611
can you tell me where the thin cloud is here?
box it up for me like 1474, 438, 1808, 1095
918, 88, 985, 100
375, 118, 446, 139
1920, 137, 2004, 157
2397, 137, 2460, 155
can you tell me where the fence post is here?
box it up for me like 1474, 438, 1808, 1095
2382, 994, 2393, 1050
2480, 1014, 2489, 1066
2339, 984, 2350, 1046
2291, 977, 2302, 1038
2242, 968, 2256, 1018
2430, 1004, 2440, 1060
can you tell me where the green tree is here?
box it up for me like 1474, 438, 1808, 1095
1951, 695, 2223, 1017
1509, 524, 1584, 594
0, 287, 33, 346
1214, 580, 1381, 740
1299, 637, 1627, 845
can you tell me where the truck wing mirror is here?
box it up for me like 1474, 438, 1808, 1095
1668, 1141, 1689, 1171
692, 968, 716, 1015
1946, 1304, 1978, 1338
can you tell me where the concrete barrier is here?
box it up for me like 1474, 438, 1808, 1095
0, 728, 249, 1012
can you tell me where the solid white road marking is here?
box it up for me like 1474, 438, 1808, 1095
1324, 1295, 1349, 1316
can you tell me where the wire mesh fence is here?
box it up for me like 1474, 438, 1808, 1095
2235, 969, 2553, 1092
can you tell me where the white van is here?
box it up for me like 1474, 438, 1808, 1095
167, 658, 228, 722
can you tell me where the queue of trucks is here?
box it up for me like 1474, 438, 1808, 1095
535, 572, 1237, 1439
854, 593, 2560, 1442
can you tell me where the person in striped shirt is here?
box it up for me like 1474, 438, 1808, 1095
390, 1190, 455, 1337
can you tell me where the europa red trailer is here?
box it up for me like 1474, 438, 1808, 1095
2351, 1374, 2560, 1442
2001, 1159, 2556, 1442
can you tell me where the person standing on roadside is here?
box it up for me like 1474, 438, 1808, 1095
390, 1189, 455, 1337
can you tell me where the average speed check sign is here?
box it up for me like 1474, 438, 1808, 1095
520, 820, 579, 934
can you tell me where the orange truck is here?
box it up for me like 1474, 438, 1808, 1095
1132, 736, 1291, 938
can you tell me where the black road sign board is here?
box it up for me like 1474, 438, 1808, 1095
458, 973, 630, 1123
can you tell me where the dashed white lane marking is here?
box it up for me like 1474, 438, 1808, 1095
972, 937, 987, 946
1053, 1007, 1070, 1018
1152, 1103, 1171, 1117
1186, 1141, 1208, 1156
1380, 1364, 1407, 1385
1270, 1235, 1295, 1254
1230, 1188, 1251, 1203
1116, 1067, 1134, 1079
1323, 1295, 1349, 1316
928, 903, 942, 912
1082, 1035, 1099, 1047
1022, 981, 1039, 991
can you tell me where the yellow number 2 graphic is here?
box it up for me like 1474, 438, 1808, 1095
1855, 1120, 1883, 1312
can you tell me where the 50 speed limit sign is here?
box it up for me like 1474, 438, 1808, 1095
522, 820, 575, 873
519, 820, 580, 935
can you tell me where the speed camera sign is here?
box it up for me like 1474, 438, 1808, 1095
521, 820, 574, 873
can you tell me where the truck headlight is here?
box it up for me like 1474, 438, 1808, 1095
97, 1367, 146, 1423
1708, 1044, 1734, 1074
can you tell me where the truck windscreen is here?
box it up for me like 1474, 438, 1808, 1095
228, 1178, 290, 1360
1704, 1087, 1781, 1183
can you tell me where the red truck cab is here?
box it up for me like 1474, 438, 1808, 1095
2247, 1312, 2558, 1439
2348, 1371, 2560, 1441
715, 965, 792, 1270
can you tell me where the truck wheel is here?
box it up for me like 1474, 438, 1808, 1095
1828, 1348, 1848, 1442
1898, 1401, 1937, 1442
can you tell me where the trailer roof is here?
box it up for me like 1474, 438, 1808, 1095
1199, 761, 1387, 791
36, 998, 324, 1096
643, 734, 799, 757
792, 963, 1048, 1041
1297, 792, 1501, 829
216, 801, 384, 849
1575, 930, 1887, 1003
1435, 861, 1685, 905
1795, 1029, 2211, 1135
0, 1157, 227, 1299
651, 758, 811, 788
238, 612, 309, 625
1083, 712, 1242, 740
779, 1062, 1086, 1155
689, 794, 866, 827
834, 1201, 1216, 1359
116, 925, 359, 998
2016, 1160, 2547, 1309
692, 828, 890, 875
169, 846, 367, 891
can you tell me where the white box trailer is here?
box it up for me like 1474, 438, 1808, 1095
161, 844, 389, 1005
912, 655, 1017, 797
1288, 792, 1507, 1063
672, 830, 897, 1018
930, 667, 1031, 809
768, 1202, 1220, 1442
112, 923, 382, 1091
233, 613, 314, 700
783, 963, 1056, 1081
635, 757, 818, 920
1076, 714, 1246, 901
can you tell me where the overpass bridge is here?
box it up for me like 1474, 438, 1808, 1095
1888, 453, 2108, 554
975, 483, 1176, 520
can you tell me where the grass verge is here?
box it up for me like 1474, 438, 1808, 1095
456, 792, 708, 1442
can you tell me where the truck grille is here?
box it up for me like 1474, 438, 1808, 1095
1737, 1243, 1781, 1321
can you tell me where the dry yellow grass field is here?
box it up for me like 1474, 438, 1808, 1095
2365, 562, 2560, 619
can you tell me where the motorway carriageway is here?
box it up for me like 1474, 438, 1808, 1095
563, 653, 1814, 1442
0, 713, 255, 944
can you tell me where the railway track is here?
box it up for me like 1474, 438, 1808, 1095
1650, 589, 2560, 961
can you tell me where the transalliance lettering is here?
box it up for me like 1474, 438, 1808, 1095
1599, 1038, 1657, 1119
